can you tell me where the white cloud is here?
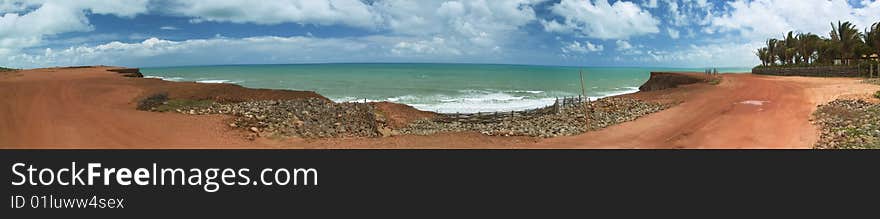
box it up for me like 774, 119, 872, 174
0, 0, 148, 56
706, 0, 880, 40
667, 28, 680, 39
3, 35, 519, 68
391, 36, 464, 56
616, 40, 633, 51
2, 0, 550, 67
542, 0, 660, 39
632, 42, 762, 67
643, 0, 658, 8
561, 41, 603, 54
161, 0, 545, 58
166, 0, 381, 28
374, 0, 545, 49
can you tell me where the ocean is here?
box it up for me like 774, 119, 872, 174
141, 63, 750, 113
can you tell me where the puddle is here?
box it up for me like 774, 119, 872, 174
739, 100, 769, 106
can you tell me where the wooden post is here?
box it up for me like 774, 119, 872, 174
579, 69, 590, 129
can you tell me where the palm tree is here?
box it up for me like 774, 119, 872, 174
797, 33, 820, 64
782, 31, 798, 65
756, 47, 770, 66
765, 39, 779, 66
866, 21, 880, 58
816, 38, 838, 65
830, 21, 862, 65
774, 39, 787, 65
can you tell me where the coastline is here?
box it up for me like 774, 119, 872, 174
1, 66, 877, 148
139, 64, 744, 114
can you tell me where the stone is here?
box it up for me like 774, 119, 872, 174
378, 127, 393, 137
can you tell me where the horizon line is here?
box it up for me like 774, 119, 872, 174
135, 62, 754, 70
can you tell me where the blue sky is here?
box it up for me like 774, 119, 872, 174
2, 0, 879, 68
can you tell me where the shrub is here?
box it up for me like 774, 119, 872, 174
154, 99, 214, 112
875, 91, 880, 100
0, 67, 16, 72
137, 93, 169, 111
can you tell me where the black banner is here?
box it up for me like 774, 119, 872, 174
2, 150, 879, 217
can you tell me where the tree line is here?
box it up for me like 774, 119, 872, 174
756, 21, 880, 67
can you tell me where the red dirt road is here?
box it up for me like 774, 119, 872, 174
2, 67, 875, 148
533, 74, 860, 148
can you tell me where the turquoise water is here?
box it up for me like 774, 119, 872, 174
141, 63, 750, 113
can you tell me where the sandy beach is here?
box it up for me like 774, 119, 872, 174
1, 66, 877, 149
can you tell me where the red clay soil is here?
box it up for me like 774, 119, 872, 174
370, 101, 436, 128
532, 74, 819, 148
638, 72, 708, 92
0, 67, 286, 148
2, 67, 870, 148
134, 79, 326, 103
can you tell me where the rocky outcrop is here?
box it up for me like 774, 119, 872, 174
399, 97, 670, 138
173, 98, 382, 139
813, 99, 880, 149
638, 72, 705, 92
169, 95, 670, 139
108, 68, 144, 77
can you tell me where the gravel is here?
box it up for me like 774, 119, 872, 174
167, 97, 670, 139
399, 97, 670, 138
813, 99, 880, 149
171, 98, 381, 139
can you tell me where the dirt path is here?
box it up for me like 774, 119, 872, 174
0, 67, 263, 148
536, 74, 808, 148
2, 67, 875, 148
532, 74, 876, 148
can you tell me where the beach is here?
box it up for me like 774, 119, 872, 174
1, 66, 877, 148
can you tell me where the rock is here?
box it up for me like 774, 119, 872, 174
249, 127, 259, 133
378, 127, 393, 137
245, 133, 258, 141
229, 123, 238, 128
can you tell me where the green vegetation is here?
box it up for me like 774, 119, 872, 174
875, 91, 880, 100
0, 67, 17, 72
137, 93, 169, 111
137, 92, 216, 112
708, 77, 722, 85
154, 99, 215, 112
756, 21, 880, 67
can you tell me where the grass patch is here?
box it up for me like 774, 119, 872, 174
154, 99, 215, 112
875, 91, 880, 100
0, 67, 17, 72
137, 93, 169, 111
708, 77, 722, 85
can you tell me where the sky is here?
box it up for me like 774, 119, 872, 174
1, 0, 879, 69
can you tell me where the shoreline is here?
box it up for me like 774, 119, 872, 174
144, 71, 644, 114
138, 64, 747, 114
2, 66, 877, 148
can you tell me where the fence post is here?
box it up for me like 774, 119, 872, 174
579, 70, 590, 129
